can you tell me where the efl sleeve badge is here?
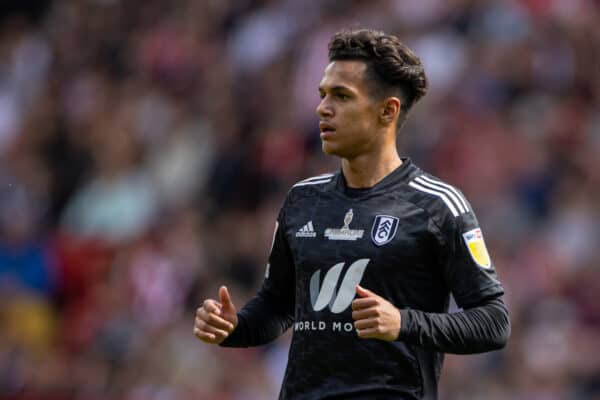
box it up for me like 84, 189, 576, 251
462, 228, 492, 269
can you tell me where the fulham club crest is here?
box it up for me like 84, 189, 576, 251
371, 215, 399, 246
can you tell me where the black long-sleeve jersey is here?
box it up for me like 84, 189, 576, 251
221, 159, 510, 400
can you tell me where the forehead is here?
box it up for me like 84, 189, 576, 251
319, 60, 369, 91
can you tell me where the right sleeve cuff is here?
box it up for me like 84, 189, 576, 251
219, 313, 247, 348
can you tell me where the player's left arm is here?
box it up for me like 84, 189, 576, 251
398, 209, 510, 354
352, 209, 511, 354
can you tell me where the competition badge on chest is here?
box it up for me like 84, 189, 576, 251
325, 209, 364, 241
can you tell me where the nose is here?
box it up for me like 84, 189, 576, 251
316, 97, 333, 118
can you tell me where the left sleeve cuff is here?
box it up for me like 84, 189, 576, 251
398, 308, 417, 342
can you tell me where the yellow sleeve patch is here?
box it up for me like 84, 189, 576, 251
462, 228, 492, 269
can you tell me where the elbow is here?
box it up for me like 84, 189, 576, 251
489, 319, 511, 350
488, 305, 511, 351
471, 299, 511, 353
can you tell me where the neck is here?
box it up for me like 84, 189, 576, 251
341, 144, 402, 188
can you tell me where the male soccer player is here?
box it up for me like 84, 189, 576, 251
194, 29, 510, 400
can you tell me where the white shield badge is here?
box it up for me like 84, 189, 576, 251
371, 215, 399, 246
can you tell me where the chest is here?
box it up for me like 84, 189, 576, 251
284, 194, 436, 289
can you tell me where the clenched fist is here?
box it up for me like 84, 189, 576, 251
352, 285, 401, 341
194, 286, 238, 344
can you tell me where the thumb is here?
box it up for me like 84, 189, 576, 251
356, 284, 375, 298
219, 286, 236, 311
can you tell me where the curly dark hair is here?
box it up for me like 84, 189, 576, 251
328, 29, 428, 120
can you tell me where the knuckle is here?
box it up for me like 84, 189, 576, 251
205, 300, 216, 309
213, 332, 224, 340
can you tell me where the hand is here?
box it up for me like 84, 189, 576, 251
352, 285, 401, 341
194, 286, 238, 344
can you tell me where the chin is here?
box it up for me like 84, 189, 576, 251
321, 141, 339, 156
321, 143, 349, 159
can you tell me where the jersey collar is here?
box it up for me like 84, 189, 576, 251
335, 157, 419, 198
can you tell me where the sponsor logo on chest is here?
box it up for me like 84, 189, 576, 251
309, 259, 370, 313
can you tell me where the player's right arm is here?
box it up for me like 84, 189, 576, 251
194, 205, 296, 347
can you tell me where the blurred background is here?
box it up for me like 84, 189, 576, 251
0, 0, 598, 399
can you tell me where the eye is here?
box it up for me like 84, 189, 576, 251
337, 93, 350, 100
319, 92, 325, 99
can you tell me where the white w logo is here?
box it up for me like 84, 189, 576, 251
309, 259, 370, 313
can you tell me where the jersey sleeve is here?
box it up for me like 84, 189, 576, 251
397, 201, 510, 354
220, 198, 296, 347
439, 208, 504, 308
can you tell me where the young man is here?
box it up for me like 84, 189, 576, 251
194, 29, 510, 400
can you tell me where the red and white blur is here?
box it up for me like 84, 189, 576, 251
0, 1, 598, 399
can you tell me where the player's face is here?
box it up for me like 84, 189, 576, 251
316, 61, 382, 159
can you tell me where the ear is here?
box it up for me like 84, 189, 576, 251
380, 97, 401, 125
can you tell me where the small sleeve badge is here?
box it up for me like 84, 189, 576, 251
462, 228, 492, 269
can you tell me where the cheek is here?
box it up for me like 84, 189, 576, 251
343, 108, 377, 136
341, 106, 371, 126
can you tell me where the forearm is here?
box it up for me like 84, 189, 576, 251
220, 290, 294, 348
399, 297, 510, 354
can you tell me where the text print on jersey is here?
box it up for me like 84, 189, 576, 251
309, 259, 370, 313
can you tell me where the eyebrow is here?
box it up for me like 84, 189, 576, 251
318, 85, 353, 93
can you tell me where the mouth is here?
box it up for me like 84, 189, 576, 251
319, 122, 336, 137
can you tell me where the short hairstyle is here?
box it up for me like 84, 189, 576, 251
328, 29, 428, 124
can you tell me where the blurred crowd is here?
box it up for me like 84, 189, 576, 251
0, 0, 598, 399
